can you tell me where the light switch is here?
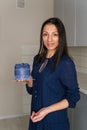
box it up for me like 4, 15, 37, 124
16, 0, 25, 8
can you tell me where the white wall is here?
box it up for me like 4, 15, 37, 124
21, 44, 39, 115
0, 0, 53, 119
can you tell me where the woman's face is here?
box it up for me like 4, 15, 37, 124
42, 24, 59, 53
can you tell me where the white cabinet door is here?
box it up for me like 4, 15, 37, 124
54, 0, 75, 46
73, 93, 87, 130
64, 0, 76, 46
76, 0, 87, 46
54, 0, 64, 23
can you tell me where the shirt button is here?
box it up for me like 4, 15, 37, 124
35, 90, 37, 93
35, 95, 37, 98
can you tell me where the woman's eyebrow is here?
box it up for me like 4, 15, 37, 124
42, 31, 58, 33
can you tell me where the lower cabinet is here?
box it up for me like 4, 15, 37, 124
68, 92, 87, 130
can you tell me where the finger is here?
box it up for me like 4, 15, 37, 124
31, 113, 42, 121
16, 80, 24, 82
32, 116, 43, 122
31, 111, 36, 119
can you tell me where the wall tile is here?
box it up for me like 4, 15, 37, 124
68, 47, 87, 74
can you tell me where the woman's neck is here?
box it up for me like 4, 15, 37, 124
46, 50, 55, 58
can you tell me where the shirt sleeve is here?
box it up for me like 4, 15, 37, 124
26, 84, 33, 95
25, 55, 37, 95
60, 57, 80, 108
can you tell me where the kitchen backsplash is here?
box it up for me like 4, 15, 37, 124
68, 47, 87, 74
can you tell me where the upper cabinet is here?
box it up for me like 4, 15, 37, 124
63, 0, 75, 46
54, 0, 87, 46
54, 0, 64, 22
76, 0, 87, 46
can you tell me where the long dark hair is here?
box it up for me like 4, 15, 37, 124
36, 17, 69, 69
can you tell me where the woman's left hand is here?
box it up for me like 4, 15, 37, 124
30, 107, 49, 122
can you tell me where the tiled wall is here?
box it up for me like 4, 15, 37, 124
68, 47, 87, 74
22, 46, 87, 114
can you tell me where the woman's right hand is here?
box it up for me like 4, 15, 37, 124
16, 80, 33, 87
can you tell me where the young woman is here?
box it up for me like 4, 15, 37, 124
25, 17, 80, 130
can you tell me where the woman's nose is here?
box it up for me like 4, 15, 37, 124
48, 35, 52, 42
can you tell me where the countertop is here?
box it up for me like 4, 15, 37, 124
77, 72, 87, 95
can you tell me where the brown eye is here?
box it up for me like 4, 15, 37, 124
42, 33, 48, 36
54, 33, 58, 36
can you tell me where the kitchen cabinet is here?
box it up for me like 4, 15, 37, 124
54, 0, 76, 46
68, 92, 87, 130
73, 92, 87, 130
68, 72, 87, 130
68, 108, 74, 130
54, 0, 87, 46
76, 0, 87, 46
54, 0, 64, 22
63, 0, 75, 46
